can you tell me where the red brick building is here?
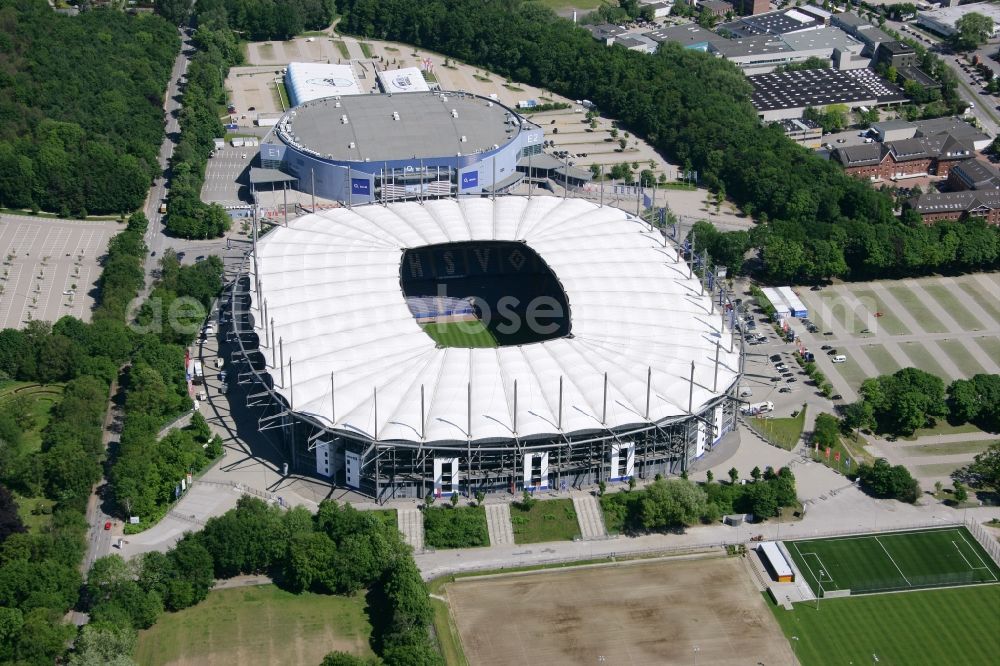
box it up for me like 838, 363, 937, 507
908, 191, 1000, 225
834, 134, 975, 182
731, 0, 769, 16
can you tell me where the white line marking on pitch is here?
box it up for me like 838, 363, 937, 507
875, 536, 912, 587
957, 534, 997, 581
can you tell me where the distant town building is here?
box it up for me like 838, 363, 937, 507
908, 190, 1000, 225
916, 2, 1000, 39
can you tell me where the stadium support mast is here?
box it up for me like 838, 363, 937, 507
513, 379, 518, 436
311, 168, 316, 213
420, 384, 426, 441
492, 156, 497, 202
289, 358, 294, 410
467, 381, 472, 441
331, 372, 336, 424
373, 386, 379, 441
382, 164, 387, 206
650, 181, 657, 233
528, 150, 533, 200
599, 164, 604, 208
645, 366, 651, 421
419, 159, 425, 204
279, 337, 285, 387
562, 155, 568, 200
270, 319, 276, 367
557, 376, 564, 431
282, 181, 288, 227
688, 361, 695, 414
602, 371, 608, 426
635, 183, 641, 218
714, 341, 720, 392
262, 299, 269, 347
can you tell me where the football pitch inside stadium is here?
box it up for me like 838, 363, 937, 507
786, 527, 1000, 597
421, 319, 497, 348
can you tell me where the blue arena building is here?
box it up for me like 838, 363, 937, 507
259, 90, 544, 203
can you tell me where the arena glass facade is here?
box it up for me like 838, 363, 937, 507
259, 91, 543, 204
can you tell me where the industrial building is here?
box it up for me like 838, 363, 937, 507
916, 2, 1000, 39
750, 68, 906, 121
229, 197, 742, 500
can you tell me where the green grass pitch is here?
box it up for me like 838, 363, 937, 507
786, 528, 1000, 596
421, 319, 497, 348
768, 585, 1000, 666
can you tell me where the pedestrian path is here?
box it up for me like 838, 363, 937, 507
397, 508, 424, 553
572, 494, 608, 540
485, 503, 514, 546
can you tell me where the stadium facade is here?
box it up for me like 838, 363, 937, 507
259, 89, 543, 203
227, 198, 742, 501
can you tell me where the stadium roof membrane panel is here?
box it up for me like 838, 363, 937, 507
251, 198, 740, 443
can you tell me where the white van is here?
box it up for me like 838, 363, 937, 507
832, 354, 847, 363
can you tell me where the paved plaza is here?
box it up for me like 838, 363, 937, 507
0, 214, 122, 329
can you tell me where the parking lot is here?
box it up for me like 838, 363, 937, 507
202, 148, 256, 208
0, 214, 122, 329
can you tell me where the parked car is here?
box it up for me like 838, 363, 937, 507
779, 387, 792, 393
827, 349, 838, 355
821, 345, 832, 350
104, 521, 112, 531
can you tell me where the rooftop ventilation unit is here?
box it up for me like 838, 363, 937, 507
460, 135, 467, 142
392, 111, 400, 120
451, 109, 458, 118
348, 142, 356, 149
335, 101, 341, 108
341, 115, 349, 124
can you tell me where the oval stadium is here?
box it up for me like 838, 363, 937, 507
259, 89, 543, 204
228, 197, 742, 500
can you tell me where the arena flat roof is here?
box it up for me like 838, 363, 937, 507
285, 62, 361, 106
750, 68, 906, 112
279, 92, 520, 162
251, 198, 739, 443
377, 67, 430, 94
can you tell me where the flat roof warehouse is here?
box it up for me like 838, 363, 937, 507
277, 91, 524, 163
750, 68, 906, 113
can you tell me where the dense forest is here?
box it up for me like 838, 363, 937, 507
195, 0, 337, 40
334, 0, 1000, 282
0, 1, 179, 215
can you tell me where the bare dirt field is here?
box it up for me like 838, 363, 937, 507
446, 556, 793, 666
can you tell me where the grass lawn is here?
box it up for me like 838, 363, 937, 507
901, 420, 985, 441
861, 344, 901, 376
14, 493, 56, 533
529, 0, 604, 10
786, 527, 1000, 596
913, 461, 966, 477
810, 434, 872, 473
924, 283, 984, 331
275, 80, 290, 110
359, 41, 373, 58
135, 585, 374, 666
333, 39, 350, 59
369, 508, 398, 531
256, 43, 275, 62
747, 405, 806, 450
974, 336, 1000, 370
473, 73, 491, 82
421, 320, 497, 348
422, 70, 438, 84
886, 285, 948, 334
937, 338, 987, 378
958, 280, 1000, 325
905, 439, 996, 456
898, 341, 949, 379
0, 383, 65, 452
424, 505, 489, 549
852, 289, 910, 336
768, 585, 1000, 666
511, 498, 579, 544
831, 355, 870, 391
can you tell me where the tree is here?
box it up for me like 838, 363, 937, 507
751, 466, 762, 481
68, 624, 138, 666
856, 458, 920, 503
952, 481, 968, 503
283, 531, 337, 593
638, 479, 708, 530
705, 470, 713, 484
0, 484, 25, 544
741, 481, 778, 519
728, 467, 739, 484
953, 442, 1000, 492
813, 413, 839, 449
952, 12, 994, 51
321, 653, 376, 666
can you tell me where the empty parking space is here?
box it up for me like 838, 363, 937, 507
0, 215, 121, 329
885, 285, 947, 334
923, 284, 984, 331
937, 339, 988, 377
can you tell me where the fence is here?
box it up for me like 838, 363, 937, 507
420, 518, 973, 581
965, 516, 1000, 567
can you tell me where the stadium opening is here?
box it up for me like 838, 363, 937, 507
228, 197, 742, 501
400, 241, 571, 348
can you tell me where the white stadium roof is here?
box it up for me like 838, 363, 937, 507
377, 67, 431, 94
251, 198, 739, 443
285, 62, 362, 106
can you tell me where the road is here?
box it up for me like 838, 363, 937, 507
81, 380, 122, 574
885, 18, 1000, 137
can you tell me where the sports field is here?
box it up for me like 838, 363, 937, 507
421, 319, 497, 348
786, 527, 1000, 597
769, 585, 1000, 666
134, 584, 374, 666
446, 557, 794, 665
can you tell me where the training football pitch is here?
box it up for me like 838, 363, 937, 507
421, 319, 497, 348
786, 527, 1000, 597
768, 584, 1000, 666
